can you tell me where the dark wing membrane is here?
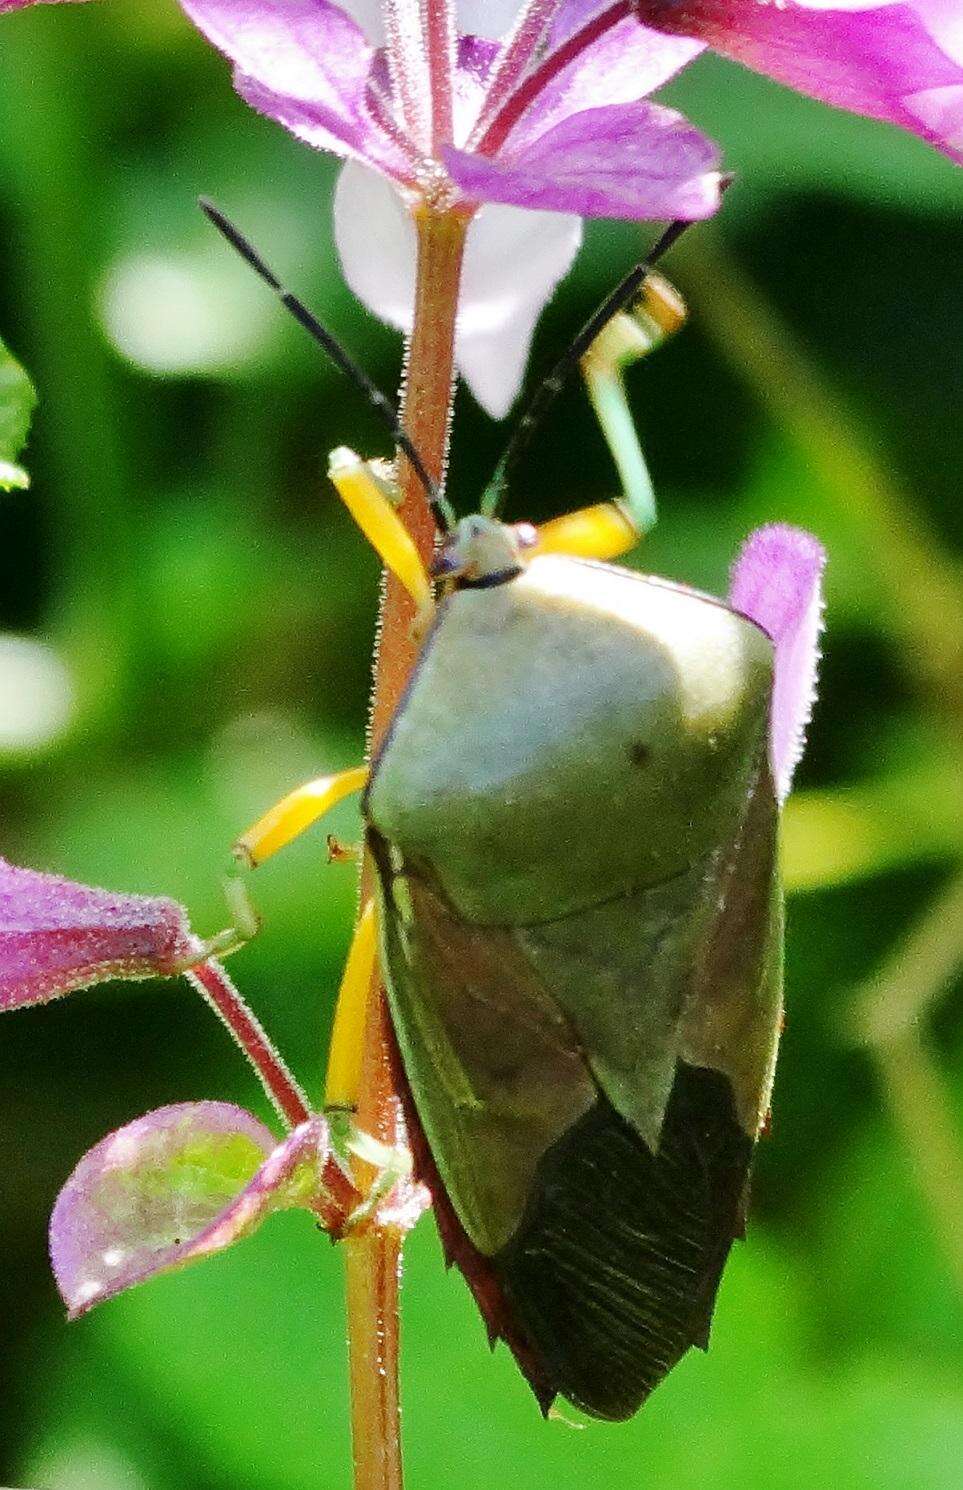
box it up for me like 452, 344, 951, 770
493, 1063, 753, 1421
372, 832, 759, 1421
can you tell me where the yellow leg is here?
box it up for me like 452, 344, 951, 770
185, 767, 369, 967
328, 447, 434, 619
325, 898, 379, 1112
323, 902, 416, 1228
233, 766, 369, 869
530, 501, 639, 563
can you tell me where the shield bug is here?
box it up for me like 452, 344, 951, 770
202, 201, 824, 1421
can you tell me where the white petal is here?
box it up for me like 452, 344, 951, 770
914, 0, 963, 62
338, 0, 524, 46
333, 161, 582, 418
334, 159, 417, 330
455, 201, 582, 418
336, 0, 386, 44
457, 0, 523, 40
340, 0, 524, 46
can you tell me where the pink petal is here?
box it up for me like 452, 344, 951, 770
446, 99, 722, 219
536, 13, 705, 134
50, 1102, 329, 1317
729, 525, 826, 801
0, 858, 198, 1010
179, 0, 408, 176
634, 0, 963, 163
233, 75, 413, 177
453, 33, 500, 143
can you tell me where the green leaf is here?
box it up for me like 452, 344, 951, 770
0, 332, 37, 490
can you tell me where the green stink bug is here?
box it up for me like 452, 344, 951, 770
203, 203, 825, 1422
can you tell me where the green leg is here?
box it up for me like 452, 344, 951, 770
580, 275, 686, 537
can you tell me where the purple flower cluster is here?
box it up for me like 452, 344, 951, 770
4, 0, 960, 407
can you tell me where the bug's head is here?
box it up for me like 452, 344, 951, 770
430, 514, 538, 588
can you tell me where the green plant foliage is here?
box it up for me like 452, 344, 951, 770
0, 333, 36, 490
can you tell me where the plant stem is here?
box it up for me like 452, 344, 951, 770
187, 959, 313, 1131
187, 960, 361, 1227
343, 205, 468, 1490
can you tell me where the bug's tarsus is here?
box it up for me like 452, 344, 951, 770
198, 197, 454, 532
482, 218, 693, 520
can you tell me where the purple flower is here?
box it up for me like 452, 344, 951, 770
176, 0, 722, 413
182, 0, 720, 214
0, 856, 198, 1009
7, 4, 961, 411
621, 0, 963, 165
729, 524, 826, 801
173, 0, 961, 412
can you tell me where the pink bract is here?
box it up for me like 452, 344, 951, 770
729, 524, 827, 801
0, 858, 198, 1010
49, 1102, 329, 1316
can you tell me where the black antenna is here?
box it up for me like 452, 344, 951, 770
199, 198, 454, 533
481, 217, 692, 519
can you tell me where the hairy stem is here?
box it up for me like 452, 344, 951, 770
469, 0, 561, 148
186, 959, 312, 1131
343, 206, 468, 1490
384, 0, 431, 153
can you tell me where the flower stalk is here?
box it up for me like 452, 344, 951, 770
186, 959, 313, 1131
344, 202, 469, 1490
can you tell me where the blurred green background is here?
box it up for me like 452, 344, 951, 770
1, 3, 962, 1487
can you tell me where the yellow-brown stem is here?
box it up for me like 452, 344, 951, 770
343, 204, 469, 1490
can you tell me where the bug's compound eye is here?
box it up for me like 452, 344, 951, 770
430, 514, 527, 587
